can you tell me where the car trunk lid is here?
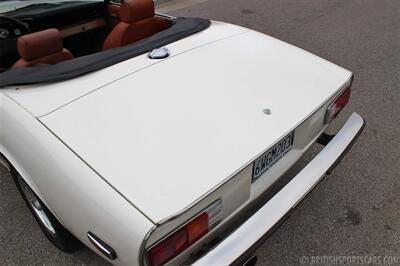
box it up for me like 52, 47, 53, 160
38, 28, 351, 223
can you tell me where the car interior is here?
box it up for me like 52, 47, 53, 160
0, 0, 172, 71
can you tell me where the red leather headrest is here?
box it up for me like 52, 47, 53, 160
17, 29, 63, 61
119, 0, 155, 23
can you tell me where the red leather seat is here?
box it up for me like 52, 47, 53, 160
12, 29, 74, 68
103, 0, 169, 50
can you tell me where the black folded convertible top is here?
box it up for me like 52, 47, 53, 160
0, 17, 210, 88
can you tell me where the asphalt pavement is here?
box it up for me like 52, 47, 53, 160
1, 0, 399, 265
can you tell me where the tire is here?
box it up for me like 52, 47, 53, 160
12, 170, 81, 253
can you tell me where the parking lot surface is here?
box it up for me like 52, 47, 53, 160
1, 0, 399, 265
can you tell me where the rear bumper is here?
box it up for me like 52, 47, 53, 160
193, 112, 365, 266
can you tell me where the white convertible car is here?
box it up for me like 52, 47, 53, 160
0, 0, 364, 265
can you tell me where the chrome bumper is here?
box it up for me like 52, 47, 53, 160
193, 112, 365, 266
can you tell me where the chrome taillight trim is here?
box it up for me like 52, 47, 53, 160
205, 199, 223, 229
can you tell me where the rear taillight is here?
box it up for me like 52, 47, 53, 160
147, 200, 223, 266
324, 86, 352, 124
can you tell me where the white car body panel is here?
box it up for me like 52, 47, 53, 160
36, 26, 351, 223
0, 20, 357, 266
0, 95, 153, 265
3, 22, 247, 117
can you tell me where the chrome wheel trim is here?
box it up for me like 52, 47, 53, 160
17, 175, 57, 237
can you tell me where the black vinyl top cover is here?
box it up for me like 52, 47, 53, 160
0, 17, 210, 88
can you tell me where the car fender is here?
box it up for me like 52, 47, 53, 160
0, 93, 153, 265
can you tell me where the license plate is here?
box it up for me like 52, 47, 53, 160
252, 131, 295, 182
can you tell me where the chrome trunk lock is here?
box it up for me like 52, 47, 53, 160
148, 47, 170, 59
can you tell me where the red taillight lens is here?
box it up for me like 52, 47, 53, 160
147, 229, 188, 266
186, 213, 209, 244
148, 213, 209, 266
325, 87, 351, 123
147, 200, 223, 266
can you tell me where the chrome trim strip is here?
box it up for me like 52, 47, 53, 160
193, 112, 365, 265
155, 12, 176, 19
87, 232, 117, 260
